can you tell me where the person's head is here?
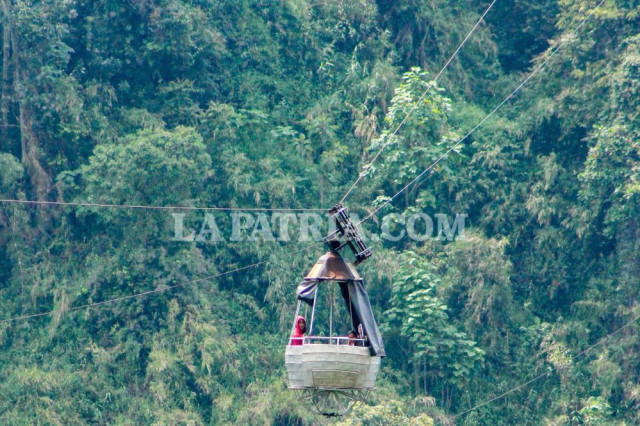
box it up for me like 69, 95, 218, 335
297, 317, 306, 332
348, 330, 356, 339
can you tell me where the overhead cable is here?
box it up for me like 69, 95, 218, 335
339, 0, 498, 204
0, 199, 324, 212
355, 0, 607, 228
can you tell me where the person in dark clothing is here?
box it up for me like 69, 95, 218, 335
347, 330, 357, 346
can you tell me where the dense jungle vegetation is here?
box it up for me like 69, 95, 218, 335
1, 0, 639, 424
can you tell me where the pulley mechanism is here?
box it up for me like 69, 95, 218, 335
324, 203, 372, 265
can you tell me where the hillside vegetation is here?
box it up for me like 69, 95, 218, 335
1, 0, 639, 424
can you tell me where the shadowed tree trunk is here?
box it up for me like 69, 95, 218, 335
4, 1, 51, 198
1, 0, 12, 146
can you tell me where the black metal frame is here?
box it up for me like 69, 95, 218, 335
324, 203, 372, 265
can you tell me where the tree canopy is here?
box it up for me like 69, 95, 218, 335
1, 0, 640, 424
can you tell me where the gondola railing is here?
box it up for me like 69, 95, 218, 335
290, 336, 367, 346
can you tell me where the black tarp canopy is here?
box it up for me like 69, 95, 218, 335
296, 251, 386, 357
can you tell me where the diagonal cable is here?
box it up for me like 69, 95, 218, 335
339, 0, 498, 204
451, 310, 640, 420
355, 0, 607, 228
0, 242, 325, 324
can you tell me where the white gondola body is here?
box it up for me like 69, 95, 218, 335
285, 343, 380, 390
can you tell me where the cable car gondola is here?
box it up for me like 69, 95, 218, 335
285, 204, 385, 416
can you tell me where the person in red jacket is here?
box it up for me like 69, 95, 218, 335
290, 316, 307, 346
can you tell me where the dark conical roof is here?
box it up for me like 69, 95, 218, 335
304, 251, 362, 281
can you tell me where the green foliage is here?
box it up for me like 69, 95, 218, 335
2, 0, 640, 424
443, 234, 515, 345
0, 153, 24, 195
384, 248, 484, 395
338, 398, 435, 426
579, 123, 640, 237
80, 126, 211, 208
363, 67, 459, 210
